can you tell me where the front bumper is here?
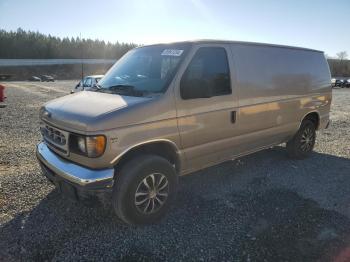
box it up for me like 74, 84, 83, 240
36, 142, 114, 197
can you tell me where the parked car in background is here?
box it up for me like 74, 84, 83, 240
40, 75, 55, 82
344, 79, 350, 88
331, 78, 336, 87
28, 76, 41, 82
72, 75, 104, 93
0, 74, 12, 81
335, 79, 344, 87
37, 40, 331, 225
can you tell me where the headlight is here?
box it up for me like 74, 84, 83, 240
77, 136, 86, 153
70, 134, 106, 157
86, 136, 106, 157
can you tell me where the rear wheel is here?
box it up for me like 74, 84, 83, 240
286, 119, 316, 159
112, 155, 178, 225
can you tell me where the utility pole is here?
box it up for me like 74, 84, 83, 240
80, 33, 84, 81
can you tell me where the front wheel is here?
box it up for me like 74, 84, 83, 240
286, 119, 316, 159
112, 155, 178, 225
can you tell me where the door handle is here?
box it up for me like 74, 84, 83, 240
231, 111, 236, 123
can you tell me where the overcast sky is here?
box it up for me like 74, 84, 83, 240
0, 0, 349, 57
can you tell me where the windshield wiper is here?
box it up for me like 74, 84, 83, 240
108, 84, 135, 90
102, 84, 145, 97
92, 84, 155, 97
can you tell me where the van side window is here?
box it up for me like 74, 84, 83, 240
180, 47, 231, 99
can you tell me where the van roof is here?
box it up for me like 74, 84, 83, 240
142, 39, 323, 53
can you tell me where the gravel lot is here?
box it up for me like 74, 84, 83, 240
0, 81, 350, 261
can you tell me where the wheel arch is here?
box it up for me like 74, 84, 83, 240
300, 111, 320, 130
111, 139, 182, 175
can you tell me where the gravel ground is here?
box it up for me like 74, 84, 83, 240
0, 82, 350, 261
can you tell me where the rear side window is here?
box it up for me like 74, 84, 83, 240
181, 47, 231, 99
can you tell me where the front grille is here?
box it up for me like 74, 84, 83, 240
41, 124, 67, 145
40, 122, 70, 156
44, 139, 68, 154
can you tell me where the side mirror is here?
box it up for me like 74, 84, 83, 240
180, 79, 212, 99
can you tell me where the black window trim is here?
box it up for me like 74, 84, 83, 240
180, 46, 232, 100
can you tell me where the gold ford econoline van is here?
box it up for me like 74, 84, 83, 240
36, 40, 332, 224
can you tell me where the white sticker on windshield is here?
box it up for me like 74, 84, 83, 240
161, 49, 184, 56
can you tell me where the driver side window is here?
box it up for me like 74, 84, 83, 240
180, 47, 231, 99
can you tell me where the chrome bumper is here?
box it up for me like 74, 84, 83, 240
36, 142, 114, 187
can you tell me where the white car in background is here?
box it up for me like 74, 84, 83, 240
72, 75, 104, 93
331, 78, 336, 87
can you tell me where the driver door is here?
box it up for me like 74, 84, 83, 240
174, 44, 240, 173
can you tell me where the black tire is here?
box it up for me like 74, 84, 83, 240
112, 155, 178, 225
286, 119, 316, 159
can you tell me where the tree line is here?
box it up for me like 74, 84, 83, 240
0, 28, 349, 76
0, 28, 137, 59
327, 51, 350, 77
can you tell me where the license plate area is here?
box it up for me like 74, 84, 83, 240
39, 159, 78, 201
59, 181, 78, 201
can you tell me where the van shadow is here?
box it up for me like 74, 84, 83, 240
1, 147, 350, 261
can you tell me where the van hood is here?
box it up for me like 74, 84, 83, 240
41, 91, 153, 132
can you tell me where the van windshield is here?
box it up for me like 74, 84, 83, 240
97, 44, 190, 96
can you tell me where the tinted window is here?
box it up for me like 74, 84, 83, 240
181, 47, 231, 99
84, 78, 92, 87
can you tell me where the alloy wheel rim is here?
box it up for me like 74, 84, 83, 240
300, 127, 314, 152
134, 173, 169, 214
